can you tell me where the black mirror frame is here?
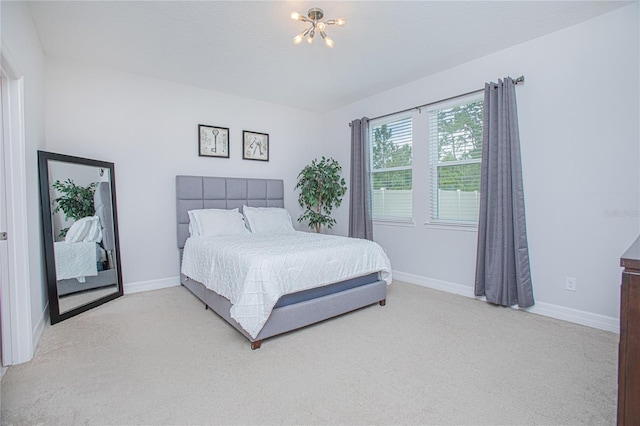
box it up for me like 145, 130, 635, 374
38, 150, 124, 324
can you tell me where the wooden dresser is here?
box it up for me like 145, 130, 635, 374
619, 235, 640, 425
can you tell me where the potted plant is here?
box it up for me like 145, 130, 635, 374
52, 178, 98, 238
295, 156, 347, 233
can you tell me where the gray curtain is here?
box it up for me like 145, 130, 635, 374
349, 117, 373, 240
475, 77, 534, 308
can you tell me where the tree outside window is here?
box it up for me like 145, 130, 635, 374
370, 116, 413, 221
430, 98, 484, 223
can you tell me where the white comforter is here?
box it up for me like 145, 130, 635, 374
54, 241, 98, 282
181, 232, 392, 338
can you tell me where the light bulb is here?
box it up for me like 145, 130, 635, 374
307, 35, 314, 45
335, 18, 346, 26
291, 11, 301, 21
294, 28, 310, 44
325, 36, 334, 48
317, 22, 326, 31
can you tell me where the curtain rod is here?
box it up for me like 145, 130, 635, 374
349, 75, 525, 126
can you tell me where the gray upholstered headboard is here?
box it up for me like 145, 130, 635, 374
176, 175, 285, 249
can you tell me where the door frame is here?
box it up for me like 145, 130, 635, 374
1, 44, 34, 365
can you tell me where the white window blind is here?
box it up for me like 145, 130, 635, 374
370, 114, 412, 221
429, 95, 483, 224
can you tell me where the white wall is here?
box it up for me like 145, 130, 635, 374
322, 4, 640, 329
13, 1, 637, 348
44, 60, 324, 290
1, 1, 48, 358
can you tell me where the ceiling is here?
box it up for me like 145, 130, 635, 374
27, 1, 630, 113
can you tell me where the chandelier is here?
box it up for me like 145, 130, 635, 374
291, 7, 346, 48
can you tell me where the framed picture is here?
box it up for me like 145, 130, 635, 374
199, 124, 229, 158
243, 131, 269, 162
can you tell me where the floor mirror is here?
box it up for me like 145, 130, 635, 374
38, 151, 123, 324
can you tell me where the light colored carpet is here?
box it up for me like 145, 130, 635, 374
1, 281, 618, 425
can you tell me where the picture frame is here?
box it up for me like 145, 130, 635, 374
199, 124, 229, 158
243, 131, 269, 162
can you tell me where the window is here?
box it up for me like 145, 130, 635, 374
428, 95, 483, 224
370, 114, 412, 222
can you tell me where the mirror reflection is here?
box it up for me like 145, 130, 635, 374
38, 151, 123, 324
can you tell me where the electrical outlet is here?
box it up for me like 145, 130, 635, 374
566, 277, 577, 292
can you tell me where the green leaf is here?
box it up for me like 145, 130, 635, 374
295, 157, 347, 233
51, 179, 98, 239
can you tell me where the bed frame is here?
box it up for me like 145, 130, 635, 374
57, 269, 117, 296
176, 175, 387, 349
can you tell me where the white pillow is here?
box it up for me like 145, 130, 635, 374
188, 208, 250, 237
187, 210, 202, 237
188, 209, 220, 236
65, 216, 102, 243
242, 206, 295, 234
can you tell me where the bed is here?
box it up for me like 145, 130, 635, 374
177, 175, 391, 349
56, 181, 118, 296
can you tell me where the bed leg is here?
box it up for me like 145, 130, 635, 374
205, 304, 209, 310
251, 340, 262, 350
379, 299, 386, 306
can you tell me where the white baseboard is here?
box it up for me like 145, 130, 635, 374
124, 276, 180, 295
524, 301, 619, 333
32, 302, 48, 350
393, 271, 475, 298
392, 270, 619, 333
24, 301, 49, 365
120, 271, 620, 333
